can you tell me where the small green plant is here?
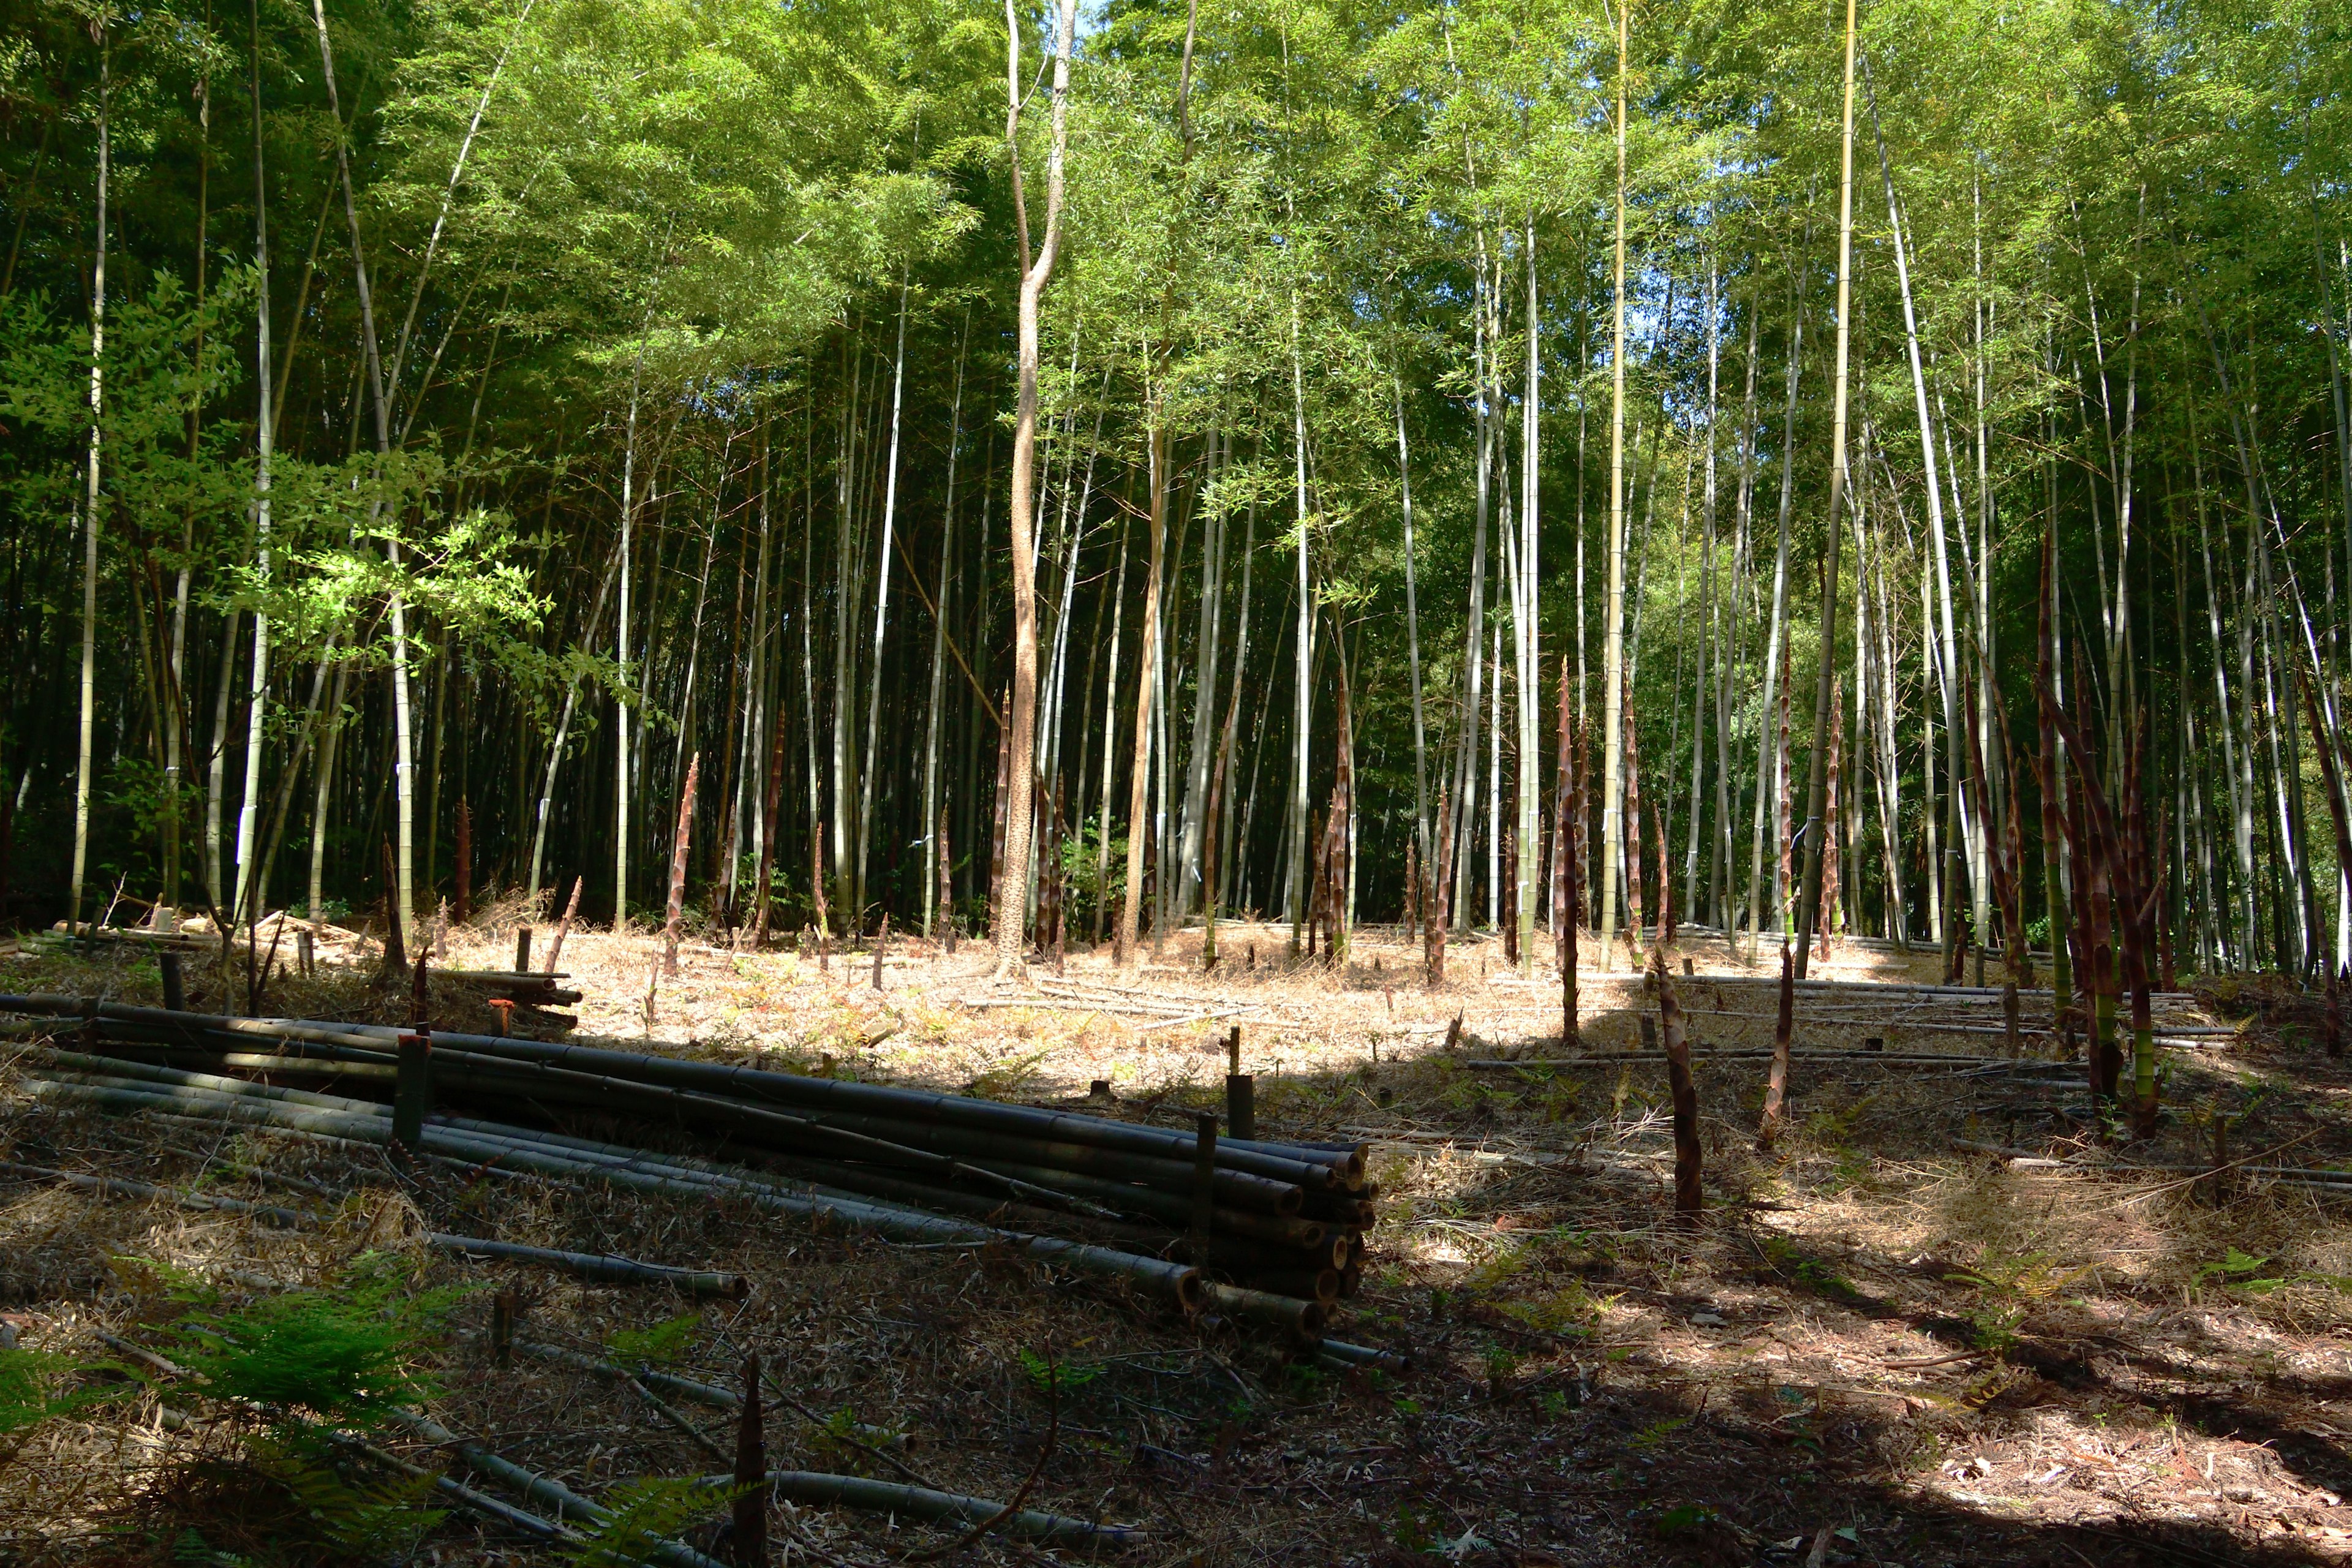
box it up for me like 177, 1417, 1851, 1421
157, 1260, 467, 1556
568, 1477, 745, 1567
168, 1292, 437, 1424
1653, 1502, 1721, 1537
1480, 1343, 1519, 1395
1281, 1360, 1328, 1397
1389, 1501, 1438, 1551
608, 1311, 704, 1366
1630, 1414, 1691, 1450
1017, 1349, 1099, 1395
2194, 1248, 2286, 1295
967, 1047, 1052, 1099
0, 1342, 126, 1447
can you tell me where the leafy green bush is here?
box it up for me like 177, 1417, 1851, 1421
153, 1259, 467, 1561
165, 1262, 462, 1426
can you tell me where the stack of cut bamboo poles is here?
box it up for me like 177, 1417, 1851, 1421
0, 995, 1379, 1346
438, 967, 583, 1031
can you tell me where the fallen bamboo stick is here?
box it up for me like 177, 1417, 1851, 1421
504, 1340, 913, 1452
1460, 1052, 2065, 1069
45, 1025, 1295, 1218
1948, 1136, 2352, 1186
16, 1054, 1215, 1313
387, 1408, 729, 1568
1314, 1339, 1411, 1373
0, 1160, 314, 1226
703, 1469, 1147, 1546
0, 995, 1355, 1193
428, 1236, 744, 1297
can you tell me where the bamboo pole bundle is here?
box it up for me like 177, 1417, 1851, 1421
2, 992, 1372, 1329
13, 1053, 1215, 1310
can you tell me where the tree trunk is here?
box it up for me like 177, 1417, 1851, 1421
68, 30, 106, 935
1600, 10, 1630, 962
1793, 0, 1858, 977
923, 320, 968, 940
1558, 656, 1580, 1046
858, 270, 912, 904
1118, 422, 1167, 964
992, 0, 1077, 976
1747, 260, 1804, 956
527, 548, 620, 903
310, 0, 417, 960
1093, 517, 1129, 946
1398, 375, 1430, 864
1287, 304, 1313, 954
1516, 217, 1540, 973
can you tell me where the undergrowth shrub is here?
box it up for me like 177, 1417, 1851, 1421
154, 1255, 469, 1564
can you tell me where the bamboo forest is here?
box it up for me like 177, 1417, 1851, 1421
5, 0, 2352, 1564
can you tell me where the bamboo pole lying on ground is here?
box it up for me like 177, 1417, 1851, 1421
0, 995, 1363, 1191
12, 1053, 1213, 1313
706, 1471, 1148, 1546
2, 994, 1371, 1305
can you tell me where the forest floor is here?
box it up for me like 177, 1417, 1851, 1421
7, 910, 2352, 1566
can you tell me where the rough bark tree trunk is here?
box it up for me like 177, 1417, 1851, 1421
991, 0, 1078, 976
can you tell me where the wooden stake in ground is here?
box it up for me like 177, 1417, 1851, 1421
1653, 946, 1702, 1224
663, 752, 699, 979
732, 1352, 766, 1567
544, 875, 581, 976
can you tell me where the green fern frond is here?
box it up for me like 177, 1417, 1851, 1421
566, 1476, 741, 1568
606, 1310, 703, 1366
250, 1433, 447, 1555
0, 1344, 129, 1439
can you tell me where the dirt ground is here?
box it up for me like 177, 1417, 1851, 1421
7, 910, 2352, 1566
